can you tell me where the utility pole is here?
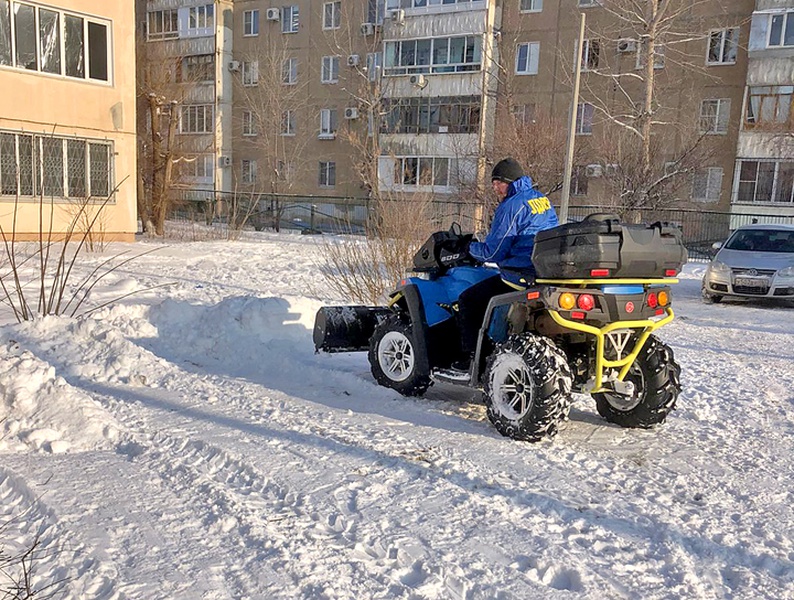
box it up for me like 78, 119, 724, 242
560, 12, 586, 224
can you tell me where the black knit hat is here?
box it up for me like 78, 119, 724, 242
491, 158, 524, 183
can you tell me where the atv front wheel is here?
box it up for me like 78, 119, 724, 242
593, 335, 681, 428
368, 315, 431, 396
483, 333, 573, 442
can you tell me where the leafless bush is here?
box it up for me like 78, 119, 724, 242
0, 513, 67, 599
320, 192, 436, 305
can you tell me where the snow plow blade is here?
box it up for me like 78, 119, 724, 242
313, 306, 392, 353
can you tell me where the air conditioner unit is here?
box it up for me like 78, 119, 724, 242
219, 156, 233, 168
266, 7, 281, 21
585, 164, 603, 178
347, 54, 360, 67
409, 73, 427, 88
617, 38, 637, 53
228, 60, 241, 73
344, 107, 359, 119
390, 9, 405, 24
360, 22, 375, 36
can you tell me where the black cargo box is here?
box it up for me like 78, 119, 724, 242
532, 213, 687, 279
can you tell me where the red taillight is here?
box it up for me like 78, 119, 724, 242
577, 294, 595, 311
570, 311, 586, 320
527, 291, 540, 300
665, 269, 677, 277
655, 308, 665, 316
400, 279, 406, 286
647, 292, 658, 308
590, 269, 610, 277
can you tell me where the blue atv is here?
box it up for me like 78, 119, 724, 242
314, 215, 686, 442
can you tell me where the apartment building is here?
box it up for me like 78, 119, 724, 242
137, 0, 234, 196
0, 0, 137, 240
732, 0, 794, 222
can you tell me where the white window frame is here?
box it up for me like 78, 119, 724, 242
581, 38, 600, 71
578, 0, 601, 6
323, 2, 341, 30
735, 160, 794, 204
186, 4, 214, 36
576, 102, 594, 135
242, 60, 259, 86
635, 42, 665, 70
321, 55, 339, 83
520, 0, 542, 13
768, 11, 794, 48
241, 159, 257, 184
147, 9, 178, 40
707, 27, 738, 65
700, 98, 731, 134
281, 110, 295, 136
692, 167, 723, 203
392, 156, 452, 189
282, 57, 297, 84
366, 52, 382, 82
515, 42, 539, 75
319, 108, 337, 139
180, 104, 214, 134
282, 5, 299, 34
744, 85, 794, 130
570, 165, 588, 196
180, 154, 214, 184
384, 35, 482, 76
242, 110, 256, 136
243, 9, 259, 36
319, 161, 336, 187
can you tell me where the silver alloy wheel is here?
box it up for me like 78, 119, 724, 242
377, 330, 415, 382
489, 353, 534, 420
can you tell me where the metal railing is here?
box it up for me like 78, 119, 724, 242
168, 191, 794, 261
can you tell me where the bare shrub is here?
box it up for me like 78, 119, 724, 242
320, 192, 437, 305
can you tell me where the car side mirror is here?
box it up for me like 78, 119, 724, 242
711, 241, 723, 251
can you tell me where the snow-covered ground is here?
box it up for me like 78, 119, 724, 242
1, 230, 792, 600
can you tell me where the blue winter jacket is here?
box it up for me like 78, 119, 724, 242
468, 176, 559, 286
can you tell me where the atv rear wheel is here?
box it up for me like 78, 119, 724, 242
593, 335, 681, 428
368, 315, 431, 396
483, 333, 573, 442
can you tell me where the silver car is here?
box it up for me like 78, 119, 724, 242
702, 224, 794, 303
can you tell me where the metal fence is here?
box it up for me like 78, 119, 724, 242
169, 190, 794, 261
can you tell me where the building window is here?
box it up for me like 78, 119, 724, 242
0, 131, 112, 199
243, 9, 259, 36
578, 0, 601, 6
692, 167, 722, 203
394, 157, 451, 188
707, 28, 738, 65
180, 104, 214, 134
576, 102, 594, 134
319, 108, 338, 138
768, 11, 794, 47
570, 166, 588, 196
745, 86, 793, 131
187, 4, 214, 35
737, 160, 794, 204
180, 54, 214, 83
241, 160, 257, 184
242, 60, 258, 86
0, 2, 110, 82
323, 2, 341, 30
281, 110, 296, 136
512, 103, 536, 125
276, 160, 294, 182
581, 39, 600, 70
319, 161, 336, 187
147, 9, 178, 40
282, 5, 299, 33
178, 154, 214, 184
700, 98, 731, 134
636, 41, 665, 70
381, 96, 481, 134
520, 0, 542, 13
321, 55, 339, 83
515, 42, 539, 75
384, 35, 482, 76
282, 57, 297, 84
242, 110, 256, 136
366, 52, 382, 81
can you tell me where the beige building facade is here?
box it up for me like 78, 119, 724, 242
0, 0, 137, 240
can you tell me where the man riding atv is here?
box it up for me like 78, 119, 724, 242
455, 157, 560, 371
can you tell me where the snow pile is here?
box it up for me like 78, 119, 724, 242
0, 334, 120, 453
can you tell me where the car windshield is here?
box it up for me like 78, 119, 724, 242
724, 230, 794, 253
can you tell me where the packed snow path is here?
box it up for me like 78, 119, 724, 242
1, 234, 792, 599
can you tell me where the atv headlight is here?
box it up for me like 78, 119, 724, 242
709, 260, 731, 275
778, 265, 794, 278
